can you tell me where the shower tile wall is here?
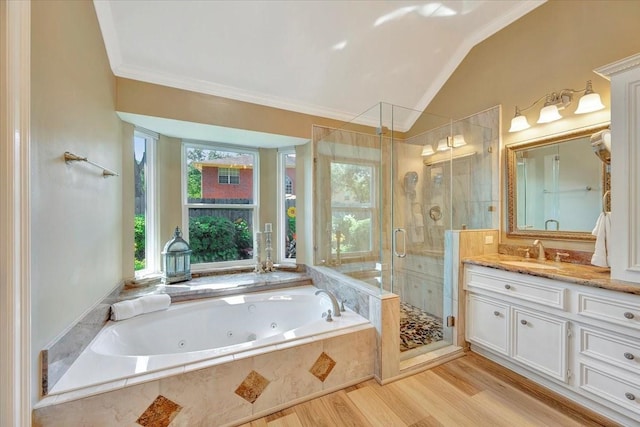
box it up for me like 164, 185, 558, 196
393, 255, 443, 318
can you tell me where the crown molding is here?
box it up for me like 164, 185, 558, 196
595, 52, 640, 80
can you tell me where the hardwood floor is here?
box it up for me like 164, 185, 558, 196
239, 352, 620, 427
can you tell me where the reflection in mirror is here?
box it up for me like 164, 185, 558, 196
507, 124, 610, 241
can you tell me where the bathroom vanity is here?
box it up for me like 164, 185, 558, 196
463, 255, 640, 426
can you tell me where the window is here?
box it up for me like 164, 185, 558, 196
278, 150, 296, 261
183, 143, 258, 268
330, 161, 374, 255
134, 129, 158, 276
218, 167, 240, 184
285, 175, 293, 194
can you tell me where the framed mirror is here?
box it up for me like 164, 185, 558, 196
506, 124, 610, 241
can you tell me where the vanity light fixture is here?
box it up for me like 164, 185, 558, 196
436, 138, 449, 151
421, 145, 435, 156
421, 134, 467, 157
452, 134, 467, 148
509, 80, 605, 132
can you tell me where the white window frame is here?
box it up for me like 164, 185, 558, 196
182, 140, 259, 270
278, 148, 296, 262
134, 128, 159, 278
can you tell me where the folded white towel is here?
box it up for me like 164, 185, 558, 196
110, 294, 171, 321
591, 212, 611, 268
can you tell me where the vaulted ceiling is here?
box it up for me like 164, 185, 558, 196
95, 0, 544, 135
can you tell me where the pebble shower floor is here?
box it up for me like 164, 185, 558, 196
399, 302, 443, 352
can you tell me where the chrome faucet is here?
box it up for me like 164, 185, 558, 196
532, 239, 546, 261
315, 289, 341, 317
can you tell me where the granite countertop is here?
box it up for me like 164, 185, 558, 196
120, 271, 313, 302
463, 253, 640, 296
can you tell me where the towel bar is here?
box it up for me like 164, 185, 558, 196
64, 151, 119, 178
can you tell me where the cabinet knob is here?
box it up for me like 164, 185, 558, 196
624, 312, 635, 319
520, 319, 528, 325
493, 311, 500, 317
625, 392, 635, 401
624, 352, 635, 360
504, 284, 511, 290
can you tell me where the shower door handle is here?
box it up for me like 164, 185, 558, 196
394, 228, 407, 258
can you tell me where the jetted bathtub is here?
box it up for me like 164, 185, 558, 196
48, 285, 370, 397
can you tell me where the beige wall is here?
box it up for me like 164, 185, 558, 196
157, 135, 183, 245
116, 78, 374, 140
410, 0, 640, 251
30, 0, 122, 403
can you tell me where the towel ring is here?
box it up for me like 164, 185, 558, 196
602, 190, 611, 212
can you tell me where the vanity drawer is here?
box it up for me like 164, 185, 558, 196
579, 363, 640, 416
465, 266, 566, 310
579, 327, 640, 375
577, 292, 640, 331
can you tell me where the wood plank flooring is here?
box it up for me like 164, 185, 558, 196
239, 352, 620, 427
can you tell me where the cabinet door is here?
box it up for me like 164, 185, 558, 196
466, 294, 509, 355
512, 307, 569, 382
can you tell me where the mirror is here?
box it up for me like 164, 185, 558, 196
506, 124, 610, 241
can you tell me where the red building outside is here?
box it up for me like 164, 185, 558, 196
194, 155, 295, 201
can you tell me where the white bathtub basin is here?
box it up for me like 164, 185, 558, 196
49, 285, 370, 396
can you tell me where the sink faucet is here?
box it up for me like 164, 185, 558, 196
532, 239, 546, 261
315, 289, 341, 317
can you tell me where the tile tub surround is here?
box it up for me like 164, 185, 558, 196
40, 271, 313, 396
463, 253, 640, 295
41, 284, 121, 396
32, 325, 376, 426
122, 270, 313, 302
305, 265, 375, 319
43, 285, 371, 402
305, 265, 402, 381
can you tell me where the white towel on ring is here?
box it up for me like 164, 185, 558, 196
590, 212, 611, 268
110, 294, 171, 321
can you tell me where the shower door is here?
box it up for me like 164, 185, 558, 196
386, 105, 499, 358
387, 105, 454, 358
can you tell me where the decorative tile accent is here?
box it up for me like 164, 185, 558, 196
136, 395, 182, 427
235, 370, 270, 404
309, 352, 336, 382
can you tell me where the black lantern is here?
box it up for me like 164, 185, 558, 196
162, 226, 192, 284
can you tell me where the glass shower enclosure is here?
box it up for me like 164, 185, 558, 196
313, 102, 497, 360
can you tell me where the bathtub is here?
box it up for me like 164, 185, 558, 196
48, 285, 370, 397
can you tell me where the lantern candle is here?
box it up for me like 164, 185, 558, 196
264, 223, 272, 233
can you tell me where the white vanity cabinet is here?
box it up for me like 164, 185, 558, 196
574, 289, 640, 421
465, 265, 570, 383
464, 264, 640, 426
